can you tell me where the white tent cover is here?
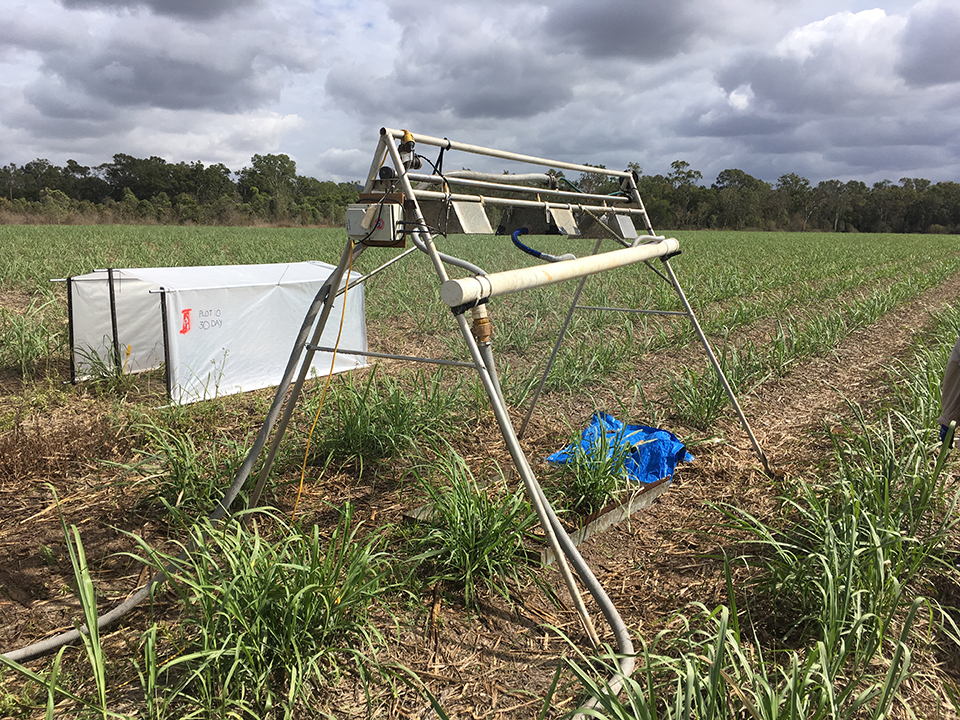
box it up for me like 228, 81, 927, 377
69, 261, 367, 404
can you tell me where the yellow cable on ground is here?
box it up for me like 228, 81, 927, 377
291, 239, 355, 520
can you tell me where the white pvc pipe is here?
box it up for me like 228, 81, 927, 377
440, 237, 680, 307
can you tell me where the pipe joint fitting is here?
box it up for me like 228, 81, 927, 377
470, 304, 494, 344
471, 315, 493, 344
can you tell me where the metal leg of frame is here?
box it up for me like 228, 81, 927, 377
661, 257, 772, 474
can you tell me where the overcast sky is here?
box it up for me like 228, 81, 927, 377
2, 0, 958, 187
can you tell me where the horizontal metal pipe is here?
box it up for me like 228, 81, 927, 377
407, 173, 630, 205
382, 127, 633, 178
338, 247, 418, 297
575, 306, 688, 316
440, 237, 680, 307
444, 170, 555, 184
306, 345, 476, 368
412, 188, 644, 216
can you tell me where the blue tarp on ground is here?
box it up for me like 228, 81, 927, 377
546, 412, 693, 484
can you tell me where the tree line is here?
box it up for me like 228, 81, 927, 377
582, 161, 960, 234
0, 154, 359, 226
1, 153, 958, 233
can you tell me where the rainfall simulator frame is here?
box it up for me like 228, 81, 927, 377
248, 127, 772, 702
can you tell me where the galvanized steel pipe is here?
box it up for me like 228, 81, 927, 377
412, 187, 641, 215
407, 173, 630, 205
381, 127, 635, 178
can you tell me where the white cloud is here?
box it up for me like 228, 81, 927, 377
775, 9, 890, 62
728, 84, 754, 111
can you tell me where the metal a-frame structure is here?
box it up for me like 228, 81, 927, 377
245, 127, 770, 708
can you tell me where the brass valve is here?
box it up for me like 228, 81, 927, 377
470, 305, 493, 344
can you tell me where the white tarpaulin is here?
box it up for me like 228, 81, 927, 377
68, 261, 366, 404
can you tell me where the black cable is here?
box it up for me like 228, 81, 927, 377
415, 151, 453, 237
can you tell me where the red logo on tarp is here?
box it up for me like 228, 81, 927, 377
180, 309, 192, 334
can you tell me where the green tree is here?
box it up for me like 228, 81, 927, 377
668, 160, 702, 189
20, 159, 65, 201
237, 154, 298, 220
576, 163, 621, 195
713, 169, 769, 229
100, 154, 175, 201
667, 160, 705, 228
776, 173, 813, 231
0, 163, 16, 201
813, 180, 851, 232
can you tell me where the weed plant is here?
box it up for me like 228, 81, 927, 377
560, 595, 927, 719
73, 344, 164, 401
405, 448, 537, 607
668, 350, 742, 429
551, 297, 960, 718
545, 335, 621, 393
4, 229, 960, 717
115, 420, 250, 520
0, 493, 129, 717
492, 359, 540, 407
716, 401, 958, 648
73, 343, 120, 380
548, 427, 633, 517
0, 502, 393, 719
0, 297, 65, 378
309, 367, 461, 466
133, 506, 392, 718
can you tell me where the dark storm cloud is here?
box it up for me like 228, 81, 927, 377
24, 79, 117, 123
40, 44, 281, 113
326, 57, 571, 121
7, 0, 960, 186
817, 114, 959, 150
543, 0, 702, 60
4, 0, 321, 142
679, 109, 792, 138
896, 0, 960, 86
0, 18, 66, 54
715, 57, 823, 115
827, 142, 944, 174
58, 0, 258, 21
325, 9, 574, 123
9, 102, 130, 141
714, 50, 896, 119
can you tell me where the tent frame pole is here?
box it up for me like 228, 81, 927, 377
159, 288, 173, 401
107, 268, 122, 377
67, 277, 77, 384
